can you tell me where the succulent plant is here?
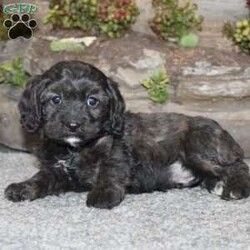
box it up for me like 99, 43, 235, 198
45, 0, 98, 32
0, 7, 9, 40
0, 57, 28, 88
45, 0, 139, 38
223, 19, 250, 54
150, 0, 203, 43
179, 32, 199, 48
50, 39, 86, 53
97, 0, 139, 38
141, 68, 170, 104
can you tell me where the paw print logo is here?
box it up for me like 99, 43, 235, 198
3, 13, 37, 39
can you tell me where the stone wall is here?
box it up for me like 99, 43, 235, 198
1, 0, 249, 157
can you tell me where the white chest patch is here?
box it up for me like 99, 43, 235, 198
169, 161, 195, 185
54, 159, 73, 180
65, 137, 81, 147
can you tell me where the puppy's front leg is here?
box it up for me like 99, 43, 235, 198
5, 168, 71, 202
87, 161, 129, 209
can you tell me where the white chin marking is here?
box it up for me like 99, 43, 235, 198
65, 137, 81, 147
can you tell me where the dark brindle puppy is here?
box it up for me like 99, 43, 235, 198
4, 61, 250, 209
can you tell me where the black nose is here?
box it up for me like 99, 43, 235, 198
65, 121, 80, 131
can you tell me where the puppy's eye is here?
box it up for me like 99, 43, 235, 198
87, 96, 99, 107
51, 96, 62, 105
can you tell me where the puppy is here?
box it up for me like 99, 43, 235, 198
4, 60, 250, 209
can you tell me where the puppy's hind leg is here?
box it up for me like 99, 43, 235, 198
203, 161, 250, 200
185, 154, 250, 200
185, 118, 250, 200
5, 168, 72, 202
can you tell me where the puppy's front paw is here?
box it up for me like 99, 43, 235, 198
87, 187, 125, 209
4, 182, 38, 202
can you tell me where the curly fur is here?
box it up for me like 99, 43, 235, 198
4, 60, 250, 209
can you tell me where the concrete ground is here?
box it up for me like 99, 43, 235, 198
0, 146, 249, 250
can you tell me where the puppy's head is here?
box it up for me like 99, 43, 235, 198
19, 61, 125, 146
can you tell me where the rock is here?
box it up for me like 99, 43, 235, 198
129, 49, 165, 70
177, 79, 250, 100
23, 37, 87, 75
113, 48, 166, 89
116, 67, 150, 88
114, 49, 165, 90
0, 37, 29, 63
132, 0, 155, 36
178, 62, 250, 101
3, 38, 30, 58
183, 61, 241, 76
0, 84, 26, 151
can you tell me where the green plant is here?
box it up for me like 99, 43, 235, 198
179, 32, 199, 47
50, 38, 86, 52
0, 11, 9, 40
150, 0, 203, 42
45, 0, 98, 31
98, 0, 139, 38
45, 0, 139, 38
223, 20, 250, 54
0, 57, 28, 87
141, 68, 170, 104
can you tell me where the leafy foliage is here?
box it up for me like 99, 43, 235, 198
179, 32, 199, 48
98, 0, 139, 38
141, 68, 170, 104
50, 38, 86, 52
150, 0, 203, 42
45, 0, 139, 38
223, 20, 250, 54
0, 11, 9, 40
0, 57, 28, 88
45, 0, 98, 31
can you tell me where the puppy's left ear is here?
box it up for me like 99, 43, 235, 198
105, 78, 125, 137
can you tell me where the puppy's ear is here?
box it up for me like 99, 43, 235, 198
18, 75, 46, 133
105, 78, 125, 137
